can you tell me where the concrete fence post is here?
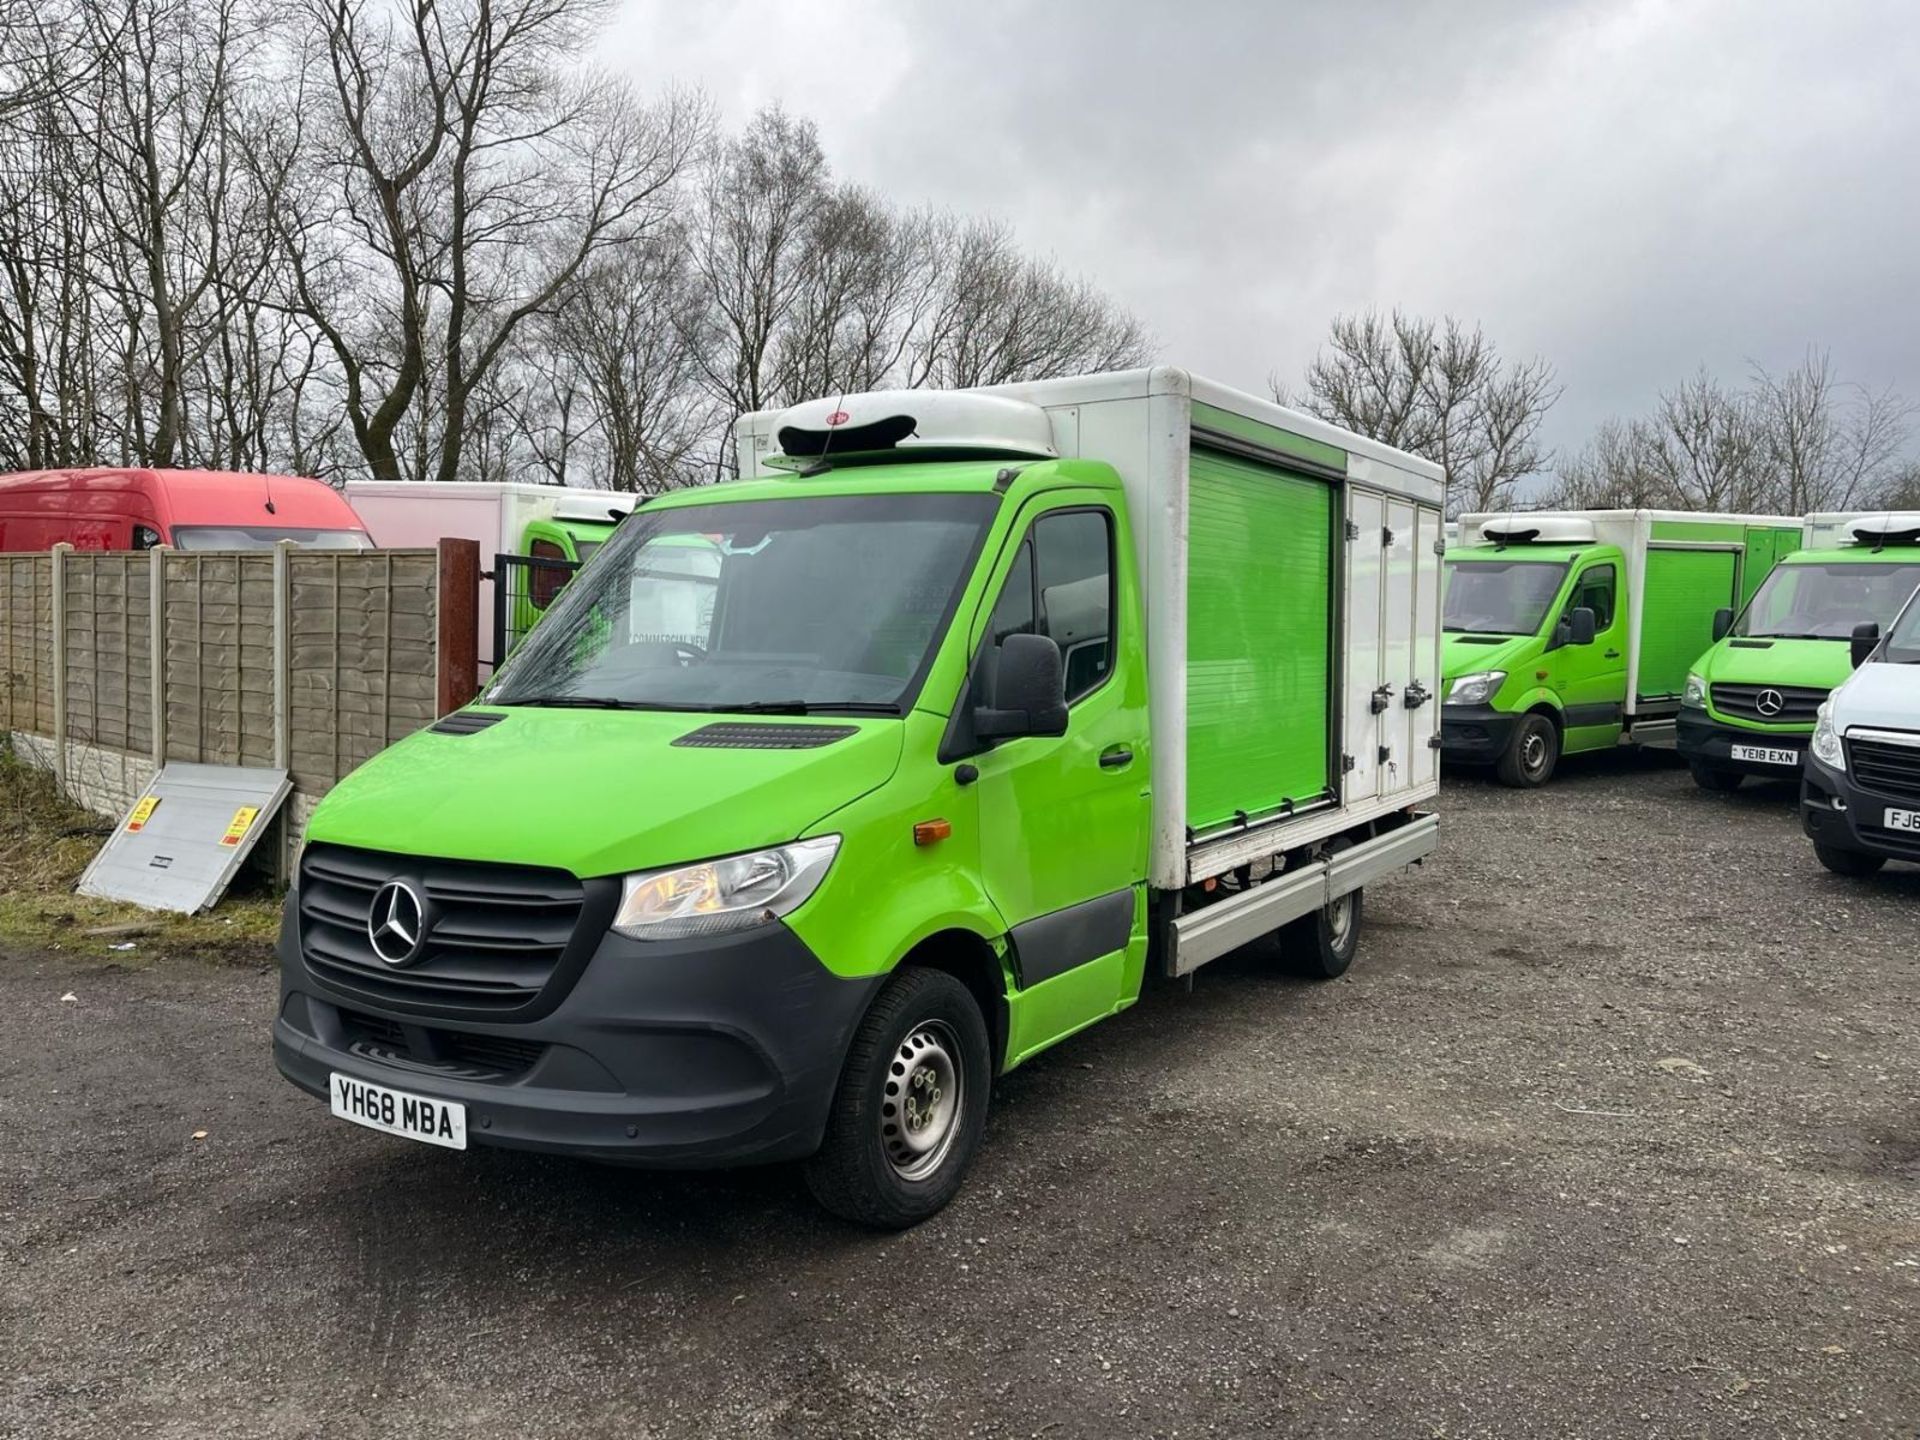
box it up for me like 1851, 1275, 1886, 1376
149, 545, 169, 770
272, 541, 293, 771
50, 542, 69, 784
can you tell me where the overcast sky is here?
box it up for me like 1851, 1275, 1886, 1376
604, 0, 1920, 465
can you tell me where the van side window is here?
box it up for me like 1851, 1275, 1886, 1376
1035, 510, 1113, 701
1569, 564, 1616, 630
133, 525, 163, 551
528, 538, 570, 610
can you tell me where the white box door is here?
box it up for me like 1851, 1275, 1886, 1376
1343, 490, 1385, 802
1408, 505, 1443, 790
1379, 501, 1417, 798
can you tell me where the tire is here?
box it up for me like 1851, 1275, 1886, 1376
1814, 843, 1886, 878
1281, 839, 1363, 980
803, 968, 992, 1229
1688, 760, 1743, 793
1496, 713, 1560, 787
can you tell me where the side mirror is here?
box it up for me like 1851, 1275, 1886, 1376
1711, 607, 1733, 642
1850, 621, 1880, 670
1568, 606, 1596, 646
974, 633, 1069, 741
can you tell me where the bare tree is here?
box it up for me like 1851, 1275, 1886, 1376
905, 217, 1150, 390
1282, 309, 1559, 516
1544, 352, 1915, 515
276, 0, 704, 483
1751, 350, 1913, 512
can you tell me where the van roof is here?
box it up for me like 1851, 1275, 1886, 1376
0, 467, 364, 529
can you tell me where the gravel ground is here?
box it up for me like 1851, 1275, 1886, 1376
3, 750, 1917, 1439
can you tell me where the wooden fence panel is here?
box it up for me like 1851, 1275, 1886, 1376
287, 550, 439, 794
61, 555, 152, 754
1, 554, 55, 734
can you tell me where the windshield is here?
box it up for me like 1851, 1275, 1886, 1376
1884, 585, 1920, 663
486, 491, 998, 713
171, 526, 372, 551
1734, 560, 1920, 639
1443, 559, 1569, 636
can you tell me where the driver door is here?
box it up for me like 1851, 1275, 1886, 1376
965, 495, 1149, 1062
1555, 563, 1626, 752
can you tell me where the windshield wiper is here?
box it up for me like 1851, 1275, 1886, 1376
495, 694, 665, 710
1443, 626, 1513, 636
707, 700, 901, 716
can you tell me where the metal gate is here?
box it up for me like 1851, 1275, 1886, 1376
490, 552, 581, 666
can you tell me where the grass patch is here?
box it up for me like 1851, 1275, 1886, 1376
0, 744, 281, 963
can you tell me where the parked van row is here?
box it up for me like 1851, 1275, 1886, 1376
1439, 508, 1920, 793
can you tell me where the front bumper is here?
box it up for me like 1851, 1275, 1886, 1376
1676, 709, 1809, 778
1801, 757, 1920, 866
273, 904, 883, 1167
1440, 704, 1521, 764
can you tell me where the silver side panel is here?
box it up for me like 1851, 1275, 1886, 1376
1170, 813, 1438, 976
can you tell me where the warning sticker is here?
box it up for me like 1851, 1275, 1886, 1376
126, 796, 160, 832
218, 806, 261, 848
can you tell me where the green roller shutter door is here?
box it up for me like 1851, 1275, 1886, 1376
1638, 548, 1737, 700
1185, 448, 1334, 832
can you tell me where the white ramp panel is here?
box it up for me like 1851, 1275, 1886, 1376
76, 763, 292, 914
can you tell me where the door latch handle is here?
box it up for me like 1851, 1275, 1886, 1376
1403, 681, 1430, 710
1604, 648, 1621, 659
1370, 685, 1394, 714
1099, 746, 1134, 770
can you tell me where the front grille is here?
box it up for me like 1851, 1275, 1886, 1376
341, 1008, 547, 1080
1711, 683, 1828, 724
1847, 737, 1920, 807
298, 843, 592, 1018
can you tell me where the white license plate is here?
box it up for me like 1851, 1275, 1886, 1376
1885, 808, 1920, 833
330, 1072, 467, 1150
1731, 744, 1799, 767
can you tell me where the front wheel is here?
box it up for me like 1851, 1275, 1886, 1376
1496, 713, 1560, 787
1814, 843, 1886, 878
1689, 760, 1743, 793
804, 968, 992, 1229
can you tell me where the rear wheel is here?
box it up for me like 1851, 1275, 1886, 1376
804, 968, 991, 1229
1814, 843, 1885, 878
1496, 713, 1560, 787
1688, 760, 1743, 793
1281, 839, 1363, 980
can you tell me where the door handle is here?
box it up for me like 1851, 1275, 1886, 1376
1098, 746, 1134, 770
1604, 648, 1621, 658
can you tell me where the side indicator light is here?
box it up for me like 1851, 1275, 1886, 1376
913, 819, 952, 846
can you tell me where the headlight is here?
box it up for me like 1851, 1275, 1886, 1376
1810, 704, 1845, 772
1445, 670, 1507, 706
613, 836, 840, 940
1683, 672, 1707, 708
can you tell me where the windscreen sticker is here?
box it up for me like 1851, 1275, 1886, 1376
218, 806, 261, 848
126, 796, 160, 832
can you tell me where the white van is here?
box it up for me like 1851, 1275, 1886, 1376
1801, 584, 1920, 875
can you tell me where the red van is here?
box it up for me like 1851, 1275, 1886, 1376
0, 468, 373, 552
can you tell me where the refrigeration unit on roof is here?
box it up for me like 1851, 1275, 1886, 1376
1476, 515, 1596, 545
766, 390, 1059, 470
1846, 512, 1920, 546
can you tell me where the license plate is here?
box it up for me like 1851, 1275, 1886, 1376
1885, 808, 1920, 833
330, 1072, 467, 1150
1731, 744, 1798, 767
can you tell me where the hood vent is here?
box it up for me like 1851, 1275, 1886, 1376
672, 723, 858, 750
430, 711, 507, 736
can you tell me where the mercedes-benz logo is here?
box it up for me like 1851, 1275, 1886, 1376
367, 880, 427, 966
1755, 688, 1786, 717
